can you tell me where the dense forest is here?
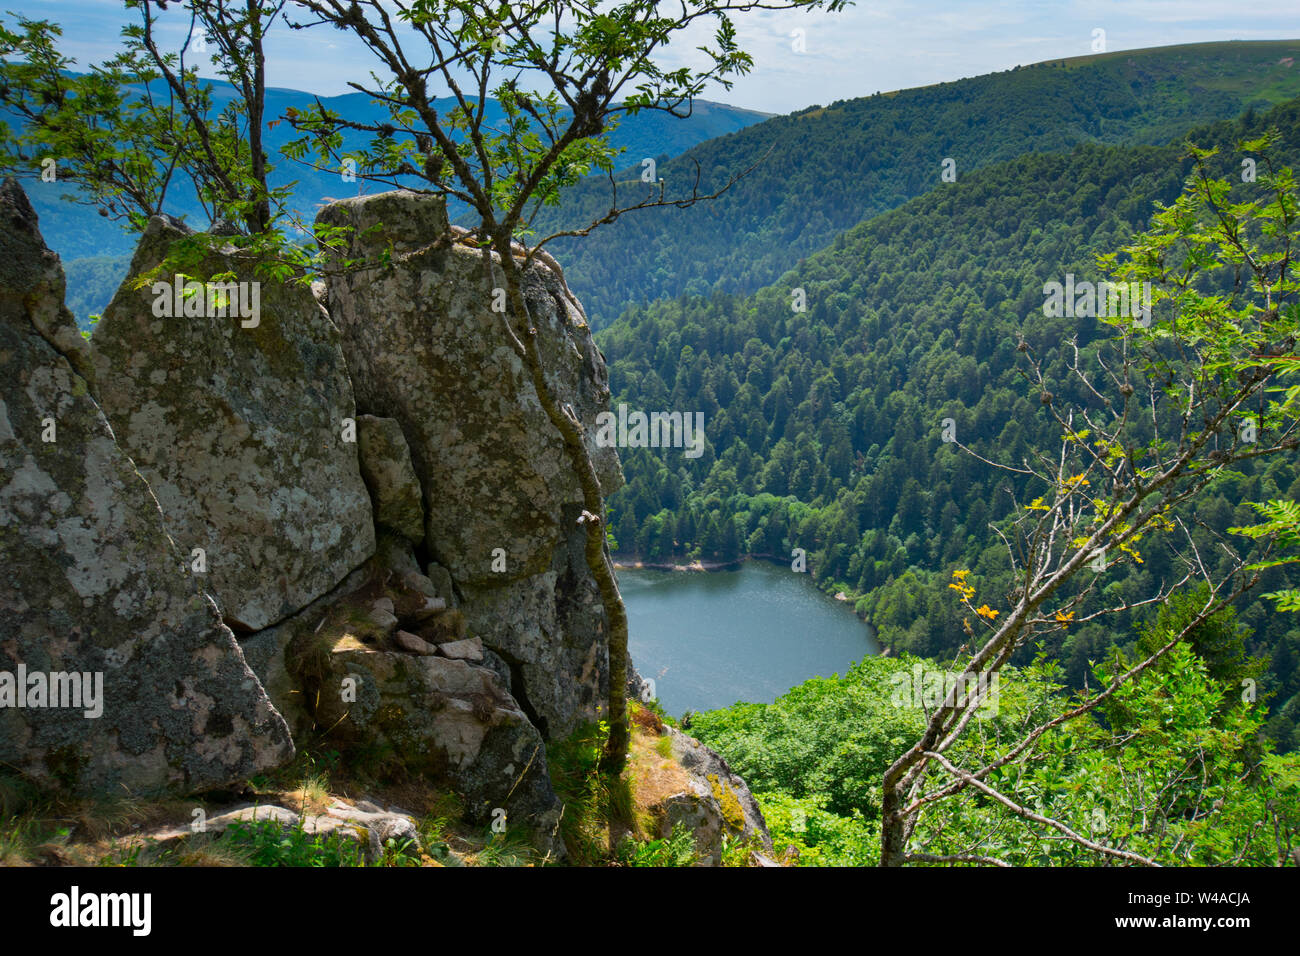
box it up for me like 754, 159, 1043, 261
599, 99, 1300, 751
542, 40, 1300, 327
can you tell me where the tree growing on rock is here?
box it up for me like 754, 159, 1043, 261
0, 1, 364, 282
280, 0, 851, 772
1, 0, 851, 772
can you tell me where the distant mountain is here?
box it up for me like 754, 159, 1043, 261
11, 77, 768, 321
536, 39, 1300, 326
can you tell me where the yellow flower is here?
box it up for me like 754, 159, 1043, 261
976, 605, 999, 620
1054, 610, 1076, 628
1027, 497, 1050, 511
1119, 541, 1144, 564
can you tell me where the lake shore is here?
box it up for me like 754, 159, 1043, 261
612, 556, 745, 573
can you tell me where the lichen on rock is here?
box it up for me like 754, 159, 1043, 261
316, 190, 622, 739
0, 178, 294, 796
89, 214, 376, 632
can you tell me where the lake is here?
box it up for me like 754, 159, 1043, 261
618, 560, 880, 718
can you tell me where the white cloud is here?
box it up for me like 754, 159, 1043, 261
20, 0, 1300, 113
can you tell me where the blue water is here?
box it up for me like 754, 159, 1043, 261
619, 560, 879, 718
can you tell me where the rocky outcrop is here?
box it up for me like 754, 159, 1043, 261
0, 178, 293, 795
317, 191, 621, 738
90, 216, 375, 632
666, 727, 772, 856
4, 176, 773, 864
631, 722, 773, 866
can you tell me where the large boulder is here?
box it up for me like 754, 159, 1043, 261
89, 216, 375, 631
666, 726, 772, 855
317, 191, 622, 737
0, 178, 293, 795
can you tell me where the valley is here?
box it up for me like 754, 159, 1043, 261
2, 2, 1299, 881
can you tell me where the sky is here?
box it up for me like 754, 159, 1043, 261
16, 0, 1300, 115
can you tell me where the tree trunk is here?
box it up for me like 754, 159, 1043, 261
880, 781, 908, 867
495, 243, 631, 774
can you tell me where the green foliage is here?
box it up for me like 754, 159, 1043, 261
285, 0, 845, 243
0, 13, 179, 230
200, 817, 424, 867
917, 644, 1298, 866
0, 815, 46, 866
718, 832, 766, 867
215, 819, 367, 867
697, 640, 1299, 865
615, 822, 699, 867
472, 831, 540, 867
757, 791, 878, 866
601, 97, 1300, 748
0, 6, 371, 288
1104, 586, 1269, 719
11, 80, 767, 265
689, 656, 928, 817
547, 722, 636, 864
1234, 498, 1300, 611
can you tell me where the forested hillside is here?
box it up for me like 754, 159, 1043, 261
598, 99, 1300, 751
63, 254, 130, 322
545, 40, 1300, 326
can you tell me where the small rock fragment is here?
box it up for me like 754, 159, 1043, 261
394, 630, 437, 655
438, 637, 485, 661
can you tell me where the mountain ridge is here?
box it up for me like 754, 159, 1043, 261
541, 38, 1300, 326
